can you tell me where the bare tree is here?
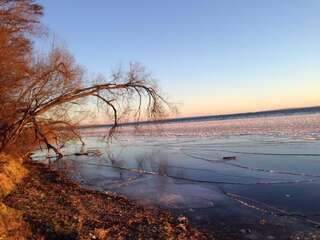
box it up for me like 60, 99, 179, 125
0, 0, 171, 157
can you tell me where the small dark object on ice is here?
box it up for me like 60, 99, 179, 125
74, 152, 88, 156
74, 149, 102, 157
223, 156, 237, 160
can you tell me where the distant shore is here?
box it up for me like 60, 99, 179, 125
80, 105, 320, 129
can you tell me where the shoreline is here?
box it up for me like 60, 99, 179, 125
2, 159, 213, 239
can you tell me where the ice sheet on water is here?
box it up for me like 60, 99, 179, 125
108, 175, 225, 209
81, 113, 320, 140
36, 113, 320, 236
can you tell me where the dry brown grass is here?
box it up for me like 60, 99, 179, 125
0, 154, 31, 240
0, 154, 28, 198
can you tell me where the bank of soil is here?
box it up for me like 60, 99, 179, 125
3, 160, 214, 239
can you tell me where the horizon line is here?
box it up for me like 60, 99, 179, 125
80, 105, 320, 129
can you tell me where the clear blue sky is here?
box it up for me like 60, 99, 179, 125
38, 0, 320, 117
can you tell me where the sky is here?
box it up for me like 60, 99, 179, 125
37, 0, 320, 117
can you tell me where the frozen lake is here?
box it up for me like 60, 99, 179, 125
34, 112, 320, 239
